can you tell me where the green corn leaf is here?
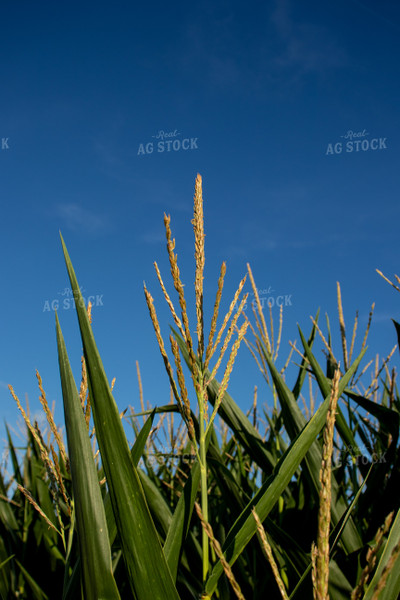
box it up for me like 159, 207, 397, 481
206, 442, 311, 583
204, 353, 366, 597
343, 391, 397, 516
292, 308, 320, 400
56, 313, 121, 600
104, 409, 157, 547
204, 392, 332, 595
163, 450, 202, 580
345, 390, 399, 442
298, 326, 362, 456
60, 234, 180, 600
260, 335, 365, 554
138, 470, 172, 538
131, 409, 156, 464
130, 404, 180, 417
5, 426, 23, 487
392, 319, 400, 356
298, 328, 366, 544
0, 554, 14, 571
34, 470, 59, 544
0, 470, 19, 539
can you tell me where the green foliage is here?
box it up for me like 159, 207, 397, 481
1, 177, 400, 599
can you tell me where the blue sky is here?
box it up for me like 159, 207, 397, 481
1, 0, 400, 447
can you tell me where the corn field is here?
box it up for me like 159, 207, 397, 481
1, 175, 400, 599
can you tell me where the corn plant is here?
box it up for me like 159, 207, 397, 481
1, 174, 400, 599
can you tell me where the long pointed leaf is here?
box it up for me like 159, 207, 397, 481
204, 352, 366, 596
292, 309, 320, 399
296, 328, 366, 552
104, 409, 157, 547
56, 313, 121, 600
298, 326, 363, 455
205, 387, 332, 595
60, 234, 180, 600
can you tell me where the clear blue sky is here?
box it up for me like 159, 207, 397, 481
1, 0, 400, 446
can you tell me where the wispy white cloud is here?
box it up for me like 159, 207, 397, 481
0, 380, 10, 390
179, 0, 347, 93
54, 203, 111, 235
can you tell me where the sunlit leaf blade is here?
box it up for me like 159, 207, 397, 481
104, 409, 156, 547
204, 394, 332, 595
131, 409, 156, 465
56, 313, 121, 600
298, 326, 362, 454
204, 352, 366, 596
60, 234, 180, 600
296, 328, 366, 552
